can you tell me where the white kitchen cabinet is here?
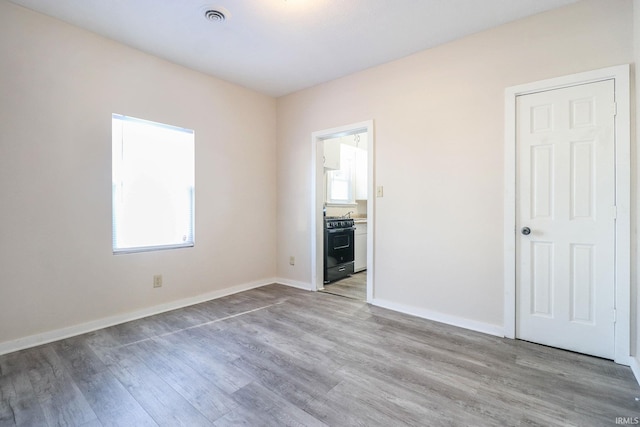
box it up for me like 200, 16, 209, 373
323, 137, 341, 170
355, 147, 367, 200
354, 222, 367, 272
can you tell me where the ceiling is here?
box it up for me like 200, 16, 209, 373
8, 0, 578, 97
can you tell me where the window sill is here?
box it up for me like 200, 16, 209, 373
325, 202, 358, 207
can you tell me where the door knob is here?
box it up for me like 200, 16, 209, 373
521, 227, 531, 236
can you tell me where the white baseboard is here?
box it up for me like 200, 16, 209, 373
0, 278, 276, 356
371, 298, 504, 337
275, 277, 313, 291
630, 356, 640, 386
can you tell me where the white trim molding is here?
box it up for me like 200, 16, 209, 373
372, 298, 504, 337
503, 64, 631, 365
0, 278, 276, 356
275, 278, 313, 291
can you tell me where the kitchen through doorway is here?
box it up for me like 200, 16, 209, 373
311, 121, 374, 302
321, 131, 368, 300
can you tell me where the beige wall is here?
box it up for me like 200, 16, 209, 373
276, 0, 635, 330
1, 0, 638, 366
0, 1, 277, 346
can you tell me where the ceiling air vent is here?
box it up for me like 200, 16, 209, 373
204, 9, 227, 22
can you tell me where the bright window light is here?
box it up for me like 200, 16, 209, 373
112, 114, 195, 253
327, 144, 356, 204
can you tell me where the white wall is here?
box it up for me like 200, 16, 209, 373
276, 0, 635, 331
633, 0, 640, 375
0, 1, 277, 348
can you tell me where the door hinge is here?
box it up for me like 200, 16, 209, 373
612, 102, 617, 117
613, 308, 617, 323
611, 205, 617, 219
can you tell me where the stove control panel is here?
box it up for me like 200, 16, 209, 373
325, 218, 355, 229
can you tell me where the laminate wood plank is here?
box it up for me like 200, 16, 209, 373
321, 271, 366, 300
223, 325, 336, 410
127, 338, 238, 422
513, 341, 639, 390
180, 323, 248, 363
1, 284, 638, 426
303, 377, 429, 427
153, 330, 252, 395
53, 337, 109, 377
334, 362, 500, 427
230, 312, 344, 373
323, 318, 579, 424
77, 370, 158, 427
131, 307, 212, 339
317, 337, 571, 427
102, 321, 151, 347
22, 345, 99, 426
218, 325, 341, 394
0, 350, 48, 427
228, 381, 327, 427
211, 406, 276, 427
226, 328, 337, 392
268, 298, 377, 339
77, 420, 103, 427
230, 356, 323, 418
79, 329, 123, 362
195, 293, 273, 320
162, 334, 252, 394
105, 350, 213, 426
52, 337, 157, 427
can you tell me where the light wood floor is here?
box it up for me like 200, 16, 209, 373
1, 284, 638, 426
321, 271, 366, 300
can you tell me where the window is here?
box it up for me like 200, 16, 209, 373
326, 144, 356, 205
112, 114, 195, 253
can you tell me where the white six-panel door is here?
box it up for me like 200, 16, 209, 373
516, 80, 616, 359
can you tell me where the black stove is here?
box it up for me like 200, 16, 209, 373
324, 217, 355, 284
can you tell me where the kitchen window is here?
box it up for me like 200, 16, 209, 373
326, 144, 356, 205
112, 114, 195, 253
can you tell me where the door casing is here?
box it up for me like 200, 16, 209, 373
311, 120, 375, 301
503, 64, 631, 365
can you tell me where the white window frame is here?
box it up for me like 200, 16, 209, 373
112, 114, 195, 254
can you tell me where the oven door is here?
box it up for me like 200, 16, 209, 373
324, 227, 355, 267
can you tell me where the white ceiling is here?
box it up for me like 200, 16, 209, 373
9, 0, 578, 97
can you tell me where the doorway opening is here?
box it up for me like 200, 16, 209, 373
311, 121, 374, 302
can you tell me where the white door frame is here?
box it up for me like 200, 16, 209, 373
503, 64, 631, 365
311, 120, 374, 302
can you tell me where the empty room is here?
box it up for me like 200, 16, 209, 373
1, 0, 640, 425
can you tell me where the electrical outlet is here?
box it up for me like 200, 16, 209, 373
153, 274, 163, 288
289, 256, 295, 266
377, 186, 384, 197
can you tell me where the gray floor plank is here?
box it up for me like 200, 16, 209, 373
0, 364, 47, 427
53, 337, 157, 427
106, 350, 214, 426
0, 284, 638, 426
321, 271, 366, 301
23, 345, 99, 426
128, 338, 238, 422
152, 331, 253, 395
229, 381, 327, 427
